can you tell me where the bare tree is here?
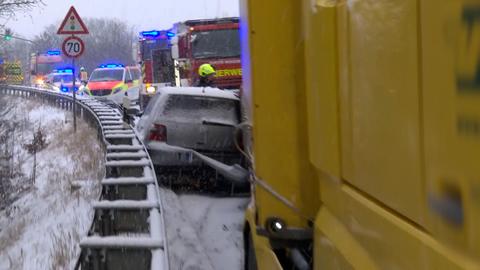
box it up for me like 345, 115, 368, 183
32, 18, 135, 73
23, 127, 47, 184
0, 0, 43, 19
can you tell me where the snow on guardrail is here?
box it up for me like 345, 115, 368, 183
0, 85, 170, 270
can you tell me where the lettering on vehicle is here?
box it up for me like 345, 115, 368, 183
215, 68, 242, 77
457, 6, 480, 92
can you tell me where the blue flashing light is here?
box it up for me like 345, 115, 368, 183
140, 30, 175, 40
61, 86, 69, 92
57, 68, 73, 74
47, 50, 61, 56
99, 64, 124, 68
141, 30, 160, 37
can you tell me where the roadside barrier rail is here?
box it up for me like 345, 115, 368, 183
0, 85, 169, 270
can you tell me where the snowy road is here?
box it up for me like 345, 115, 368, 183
160, 188, 249, 270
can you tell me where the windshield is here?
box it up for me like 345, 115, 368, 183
52, 74, 72, 83
163, 95, 239, 124
89, 69, 124, 82
141, 39, 170, 60
191, 29, 240, 59
36, 63, 57, 75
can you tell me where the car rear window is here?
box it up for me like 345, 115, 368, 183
162, 95, 239, 124
53, 74, 72, 83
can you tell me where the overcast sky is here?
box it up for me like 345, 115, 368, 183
4, 0, 239, 38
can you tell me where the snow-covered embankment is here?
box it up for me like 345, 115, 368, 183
0, 95, 104, 269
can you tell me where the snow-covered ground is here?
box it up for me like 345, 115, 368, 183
160, 188, 249, 270
0, 95, 104, 270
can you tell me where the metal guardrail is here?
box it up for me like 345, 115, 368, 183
0, 85, 170, 270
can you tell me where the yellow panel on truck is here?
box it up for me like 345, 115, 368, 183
3, 61, 24, 85
241, 0, 480, 269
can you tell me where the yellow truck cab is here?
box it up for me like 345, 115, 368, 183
241, 0, 480, 269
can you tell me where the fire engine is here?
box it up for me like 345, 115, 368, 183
137, 18, 242, 110
171, 17, 241, 89
30, 50, 63, 87
137, 30, 176, 109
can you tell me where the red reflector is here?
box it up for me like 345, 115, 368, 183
148, 123, 167, 141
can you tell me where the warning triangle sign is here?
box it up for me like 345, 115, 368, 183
57, 6, 89, 35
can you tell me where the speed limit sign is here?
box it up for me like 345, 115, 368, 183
62, 36, 85, 58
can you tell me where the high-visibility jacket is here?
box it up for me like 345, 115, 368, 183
80, 71, 88, 81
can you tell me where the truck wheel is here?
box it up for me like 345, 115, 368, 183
245, 231, 258, 270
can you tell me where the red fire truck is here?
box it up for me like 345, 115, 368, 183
137, 30, 176, 109
171, 17, 241, 89
137, 18, 242, 110
30, 50, 64, 87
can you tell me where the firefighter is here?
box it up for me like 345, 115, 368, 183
80, 67, 88, 85
196, 63, 216, 87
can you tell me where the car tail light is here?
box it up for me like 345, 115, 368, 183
148, 123, 167, 142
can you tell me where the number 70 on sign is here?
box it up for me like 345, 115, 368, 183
62, 36, 85, 58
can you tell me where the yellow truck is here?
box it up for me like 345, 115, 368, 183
240, 0, 480, 269
0, 61, 23, 85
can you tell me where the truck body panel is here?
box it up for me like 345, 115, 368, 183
242, 0, 480, 268
30, 52, 63, 86
1, 61, 24, 85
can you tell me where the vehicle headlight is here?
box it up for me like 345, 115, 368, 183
146, 85, 156, 94
112, 87, 123, 94
36, 79, 45, 85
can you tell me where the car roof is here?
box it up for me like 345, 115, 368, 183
94, 67, 125, 70
49, 73, 72, 77
159, 87, 239, 101
51, 72, 72, 75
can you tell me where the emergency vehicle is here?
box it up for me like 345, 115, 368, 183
137, 30, 176, 109
44, 68, 80, 93
30, 50, 63, 87
171, 17, 241, 89
85, 64, 141, 104
0, 61, 23, 85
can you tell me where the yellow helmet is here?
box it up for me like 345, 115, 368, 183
198, 63, 216, 77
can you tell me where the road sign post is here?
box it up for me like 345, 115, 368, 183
57, 6, 89, 133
